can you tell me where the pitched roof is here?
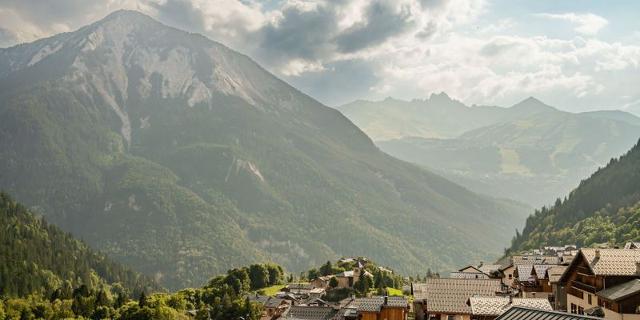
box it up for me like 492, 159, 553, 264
624, 242, 640, 249
459, 265, 484, 273
578, 248, 640, 276
596, 279, 640, 301
533, 265, 552, 279
546, 266, 568, 283
282, 306, 337, 320
336, 270, 355, 277
413, 279, 503, 314
265, 298, 287, 308
354, 296, 408, 312
512, 255, 560, 265
479, 265, 503, 275
496, 306, 603, 320
515, 265, 534, 280
468, 297, 552, 316
288, 283, 313, 290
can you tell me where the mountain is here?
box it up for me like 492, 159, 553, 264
510, 139, 640, 251
0, 192, 159, 297
0, 10, 529, 289
336, 94, 555, 141
340, 96, 640, 207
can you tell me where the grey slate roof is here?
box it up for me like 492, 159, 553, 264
596, 279, 640, 301
354, 296, 408, 312
496, 306, 603, 320
468, 296, 552, 316
579, 248, 640, 276
282, 306, 338, 320
413, 278, 503, 314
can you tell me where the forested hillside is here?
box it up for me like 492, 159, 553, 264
0, 192, 158, 298
510, 139, 640, 251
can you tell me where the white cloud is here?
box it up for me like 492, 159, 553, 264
535, 12, 608, 36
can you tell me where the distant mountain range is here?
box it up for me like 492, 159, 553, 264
0, 192, 158, 297
510, 139, 640, 251
339, 94, 640, 207
0, 11, 529, 288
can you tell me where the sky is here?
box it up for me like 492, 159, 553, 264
0, 0, 639, 113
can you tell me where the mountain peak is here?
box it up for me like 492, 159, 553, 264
510, 96, 556, 113
100, 9, 156, 23
429, 91, 452, 102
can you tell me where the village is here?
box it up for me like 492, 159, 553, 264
247, 243, 640, 320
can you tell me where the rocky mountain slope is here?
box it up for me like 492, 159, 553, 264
0, 10, 528, 289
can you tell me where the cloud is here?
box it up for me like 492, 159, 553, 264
335, 2, 413, 53
535, 13, 608, 36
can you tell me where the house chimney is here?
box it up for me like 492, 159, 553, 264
595, 249, 600, 259
384, 296, 388, 306
509, 294, 513, 305
635, 262, 640, 275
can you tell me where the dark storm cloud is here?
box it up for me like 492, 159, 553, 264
335, 2, 413, 53
256, 4, 338, 64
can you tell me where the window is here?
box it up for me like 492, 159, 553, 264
578, 307, 584, 315
571, 304, 577, 314
508, 274, 512, 279
588, 294, 592, 305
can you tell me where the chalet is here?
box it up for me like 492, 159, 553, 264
452, 264, 503, 280
451, 266, 492, 279
500, 265, 516, 289
559, 248, 640, 317
354, 296, 409, 320
286, 283, 315, 295
467, 296, 552, 320
248, 295, 290, 320
311, 276, 333, 289
412, 278, 504, 320
335, 269, 374, 289
495, 306, 604, 320
513, 264, 553, 298
545, 266, 568, 310
478, 265, 504, 279
595, 279, 640, 320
